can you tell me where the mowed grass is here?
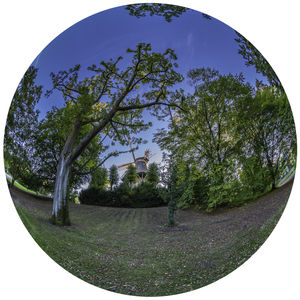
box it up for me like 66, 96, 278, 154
10, 182, 292, 296
6, 177, 38, 194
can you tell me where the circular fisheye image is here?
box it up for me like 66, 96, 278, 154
4, 3, 296, 297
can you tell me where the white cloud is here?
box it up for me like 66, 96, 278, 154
187, 32, 193, 47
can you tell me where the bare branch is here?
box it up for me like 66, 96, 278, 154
74, 149, 131, 176
111, 119, 149, 128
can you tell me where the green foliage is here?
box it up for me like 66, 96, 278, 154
192, 176, 210, 208
167, 198, 177, 226
239, 156, 272, 197
161, 154, 181, 225
4, 66, 42, 190
46, 42, 183, 224
109, 165, 119, 190
89, 167, 108, 189
31, 107, 107, 194
146, 162, 159, 185
79, 187, 112, 206
112, 183, 133, 206
124, 164, 138, 186
126, 3, 187, 22
235, 32, 283, 92
236, 88, 296, 190
131, 182, 165, 208
155, 67, 296, 212
207, 180, 241, 211
177, 175, 210, 209
126, 4, 212, 22
79, 182, 165, 208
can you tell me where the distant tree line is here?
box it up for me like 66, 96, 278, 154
79, 162, 165, 208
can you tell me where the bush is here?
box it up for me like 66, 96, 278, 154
79, 182, 166, 208
177, 175, 210, 209
79, 187, 112, 206
131, 182, 165, 208
206, 180, 242, 211
112, 183, 134, 207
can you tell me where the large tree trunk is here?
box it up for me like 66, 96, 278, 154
50, 120, 80, 226
50, 157, 71, 225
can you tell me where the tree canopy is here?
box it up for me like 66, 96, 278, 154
109, 165, 119, 190
154, 67, 296, 211
126, 3, 187, 22
4, 5, 296, 226
4, 66, 42, 188
146, 162, 159, 186
235, 32, 283, 92
45, 42, 183, 225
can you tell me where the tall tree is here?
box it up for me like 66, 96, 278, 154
4, 66, 42, 188
155, 68, 253, 186
109, 165, 119, 190
46, 43, 182, 225
124, 164, 138, 187
156, 67, 295, 210
89, 167, 108, 189
235, 87, 296, 189
166, 155, 179, 226
146, 162, 159, 185
235, 32, 283, 92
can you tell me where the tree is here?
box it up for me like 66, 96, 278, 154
166, 156, 179, 226
146, 162, 159, 185
109, 165, 119, 190
89, 167, 108, 189
124, 165, 138, 187
46, 43, 182, 225
126, 3, 211, 22
235, 32, 283, 92
4, 66, 42, 188
126, 3, 187, 22
155, 68, 253, 188
30, 106, 120, 196
235, 87, 296, 190
155, 67, 295, 210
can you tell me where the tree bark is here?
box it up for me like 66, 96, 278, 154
50, 120, 80, 226
50, 157, 71, 225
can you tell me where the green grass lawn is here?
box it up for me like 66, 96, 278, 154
6, 176, 38, 195
276, 165, 296, 187
10, 182, 292, 296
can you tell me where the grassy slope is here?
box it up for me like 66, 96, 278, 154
10, 181, 292, 296
6, 176, 38, 194
276, 165, 296, 187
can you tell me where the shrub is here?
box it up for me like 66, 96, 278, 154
79, 182, 166, 208
207, 180, 242, 211
177, 175, 210, 209
79, 187, 111, 206
112, 183, 134, 207
131, 182, 165, 207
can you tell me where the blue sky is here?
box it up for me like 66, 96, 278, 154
31, 5, 266, 170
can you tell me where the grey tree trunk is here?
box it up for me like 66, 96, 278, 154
50, 120, 80, 226
50, 157, 71, 225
